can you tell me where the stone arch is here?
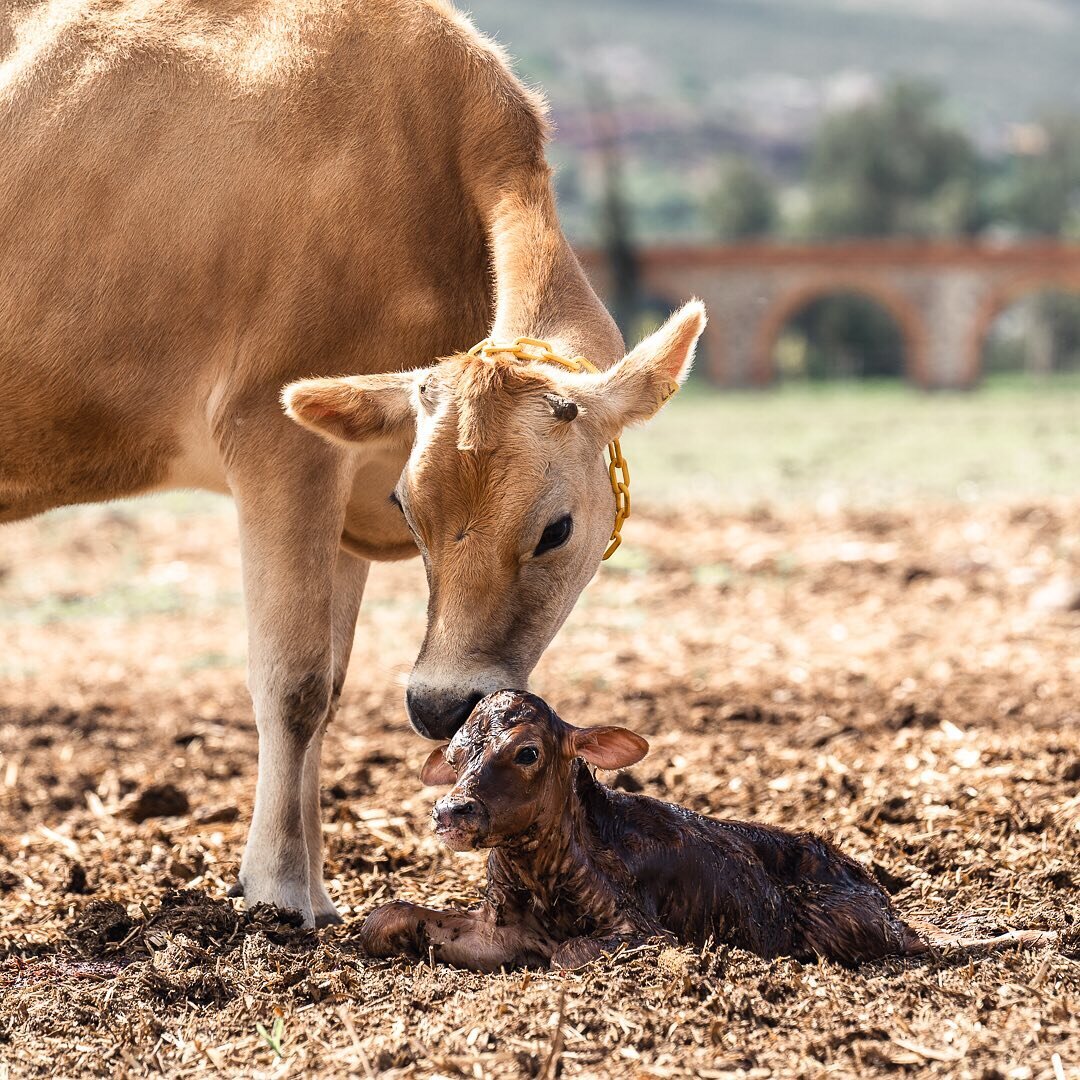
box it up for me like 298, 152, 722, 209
752, 277, 931, 386
966, 273, 1080, 383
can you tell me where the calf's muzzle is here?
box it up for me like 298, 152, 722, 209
432, 793, 489, 850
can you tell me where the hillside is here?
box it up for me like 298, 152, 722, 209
465, 0, 1080, 129
462, 0, 1080, 241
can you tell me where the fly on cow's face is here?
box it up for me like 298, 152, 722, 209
416, 379, 439, 411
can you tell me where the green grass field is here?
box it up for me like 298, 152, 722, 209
630, 374, 1080, 508
4, 377, 1074, 630
23, 375, 1080, 529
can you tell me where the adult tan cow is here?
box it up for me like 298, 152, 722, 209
0, 0, 705, 926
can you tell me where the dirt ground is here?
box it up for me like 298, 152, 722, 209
1, 495, 1078, 1078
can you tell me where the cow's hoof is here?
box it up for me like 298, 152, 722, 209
231, 873, 315, 927
310, 882, 342, 928
550, 937, 605, 970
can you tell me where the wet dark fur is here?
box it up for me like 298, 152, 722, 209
361, 692, 926, 971
487, 762, 924, 966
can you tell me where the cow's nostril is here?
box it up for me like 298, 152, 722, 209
449, 799, 476, 818
405, 687, 433, 738
443, 693, 483, 734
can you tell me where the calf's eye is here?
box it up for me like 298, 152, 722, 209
515, 746, 540, 766
534, 514, 572, 557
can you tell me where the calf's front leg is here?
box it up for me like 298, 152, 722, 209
360, 901, 545, 971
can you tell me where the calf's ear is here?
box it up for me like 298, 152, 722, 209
420, 745, 456, 785
576, 300, 705, 439
573, 726, 649, 770
282, 370, 422, 448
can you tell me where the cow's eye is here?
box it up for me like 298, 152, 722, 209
515, 746, 540, 766
534, 514, 572, 557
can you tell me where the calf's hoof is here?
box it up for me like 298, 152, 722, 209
550, 937, 605, 971
359, 901, 426, 958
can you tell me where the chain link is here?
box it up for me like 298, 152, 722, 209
467, 336, 639, 560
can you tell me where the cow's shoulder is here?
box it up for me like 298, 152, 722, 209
380, 0, 551, 165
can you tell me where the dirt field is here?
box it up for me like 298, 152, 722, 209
2, 429, 1080, 1076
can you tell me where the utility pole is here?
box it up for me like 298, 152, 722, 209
585, 72, 641, 342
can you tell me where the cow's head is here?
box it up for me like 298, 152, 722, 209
283, 301, 704, 739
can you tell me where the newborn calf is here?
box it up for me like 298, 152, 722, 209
361, 691, 927, 970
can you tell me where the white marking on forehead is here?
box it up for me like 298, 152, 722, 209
408, 389, 450, 465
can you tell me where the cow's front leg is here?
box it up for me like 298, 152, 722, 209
228, 426, 354, 926
303, 549, 369, 926
360, 901, 540, 971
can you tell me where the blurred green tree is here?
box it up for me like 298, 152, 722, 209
993, 116, 1080, 371
998, 114, 1080, 237
984, 289, 1080, 375
778, 293, 906, 380
705, 158, 778, 241
775, 80, 979, 381
805, 80, 981, 239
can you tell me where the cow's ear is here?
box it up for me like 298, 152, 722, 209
575, 301, 705, 439
420, 745, 456, 786
572, 726, 649, 770
282, 370, 422, 448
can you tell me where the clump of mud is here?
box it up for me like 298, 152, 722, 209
123, 782, 190, 823
66, 890, 311, 962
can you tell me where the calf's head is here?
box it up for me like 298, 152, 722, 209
283, 302, 705, 739
418, 689, 648, 850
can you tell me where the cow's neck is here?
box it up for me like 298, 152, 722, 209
484, 170, 624, 370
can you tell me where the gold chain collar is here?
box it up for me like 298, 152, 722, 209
467, 336, 631, 559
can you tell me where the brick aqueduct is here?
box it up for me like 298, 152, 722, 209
581, 242, 1080, 388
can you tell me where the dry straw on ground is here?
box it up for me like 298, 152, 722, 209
1, 498, 1078, 1077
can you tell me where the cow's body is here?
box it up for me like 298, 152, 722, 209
1, 0, 522, 540
1, 1, 706, 928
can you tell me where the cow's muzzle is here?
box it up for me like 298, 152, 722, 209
406, 686, 484, 740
